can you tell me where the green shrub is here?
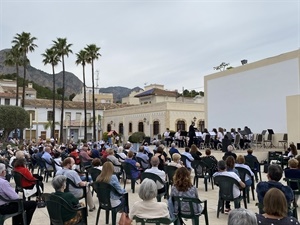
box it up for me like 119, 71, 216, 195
128, 132, 145, 143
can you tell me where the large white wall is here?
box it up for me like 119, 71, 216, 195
206, 57, 300, 133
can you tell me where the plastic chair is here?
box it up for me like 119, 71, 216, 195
121, 162, 138, 193
191, 160, 213, 191
42, 193, 87, 225
65, 178, 88, 216
165, 165, 178, 186
133, 215, 175, 225
172, 196, 209, 225
244, 155, 261, 182
284, 177, 300, 218
12, 170, 38, 200
79, 155, 92, 172
93, 182, 124, 225
136, 156, 150, 171
0, 195, 27, 225
141, 172, 168, 201
50, 158, 62, 176
41, 158, 54, 182
235, 167, 255, 203
106, 158, 123, 180
87, 167, 101, 182
214, 175, 247, 218
278, 133, 288, 149
180, 155, 192, 169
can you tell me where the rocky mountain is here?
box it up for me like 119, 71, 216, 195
0, 49, 143, 102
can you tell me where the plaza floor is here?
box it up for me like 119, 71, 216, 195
4, 146, 299, 225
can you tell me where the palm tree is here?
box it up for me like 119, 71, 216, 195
42, 47, 60, 139
12, 32, 37, 108
75, 49, 88, 141
4, 46, 22, 106
52, 38, 73, 144
85, 44, 101, 141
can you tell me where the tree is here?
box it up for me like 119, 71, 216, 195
0, 105, 29, 141
12, 32, 38, 108
213, 62, 230, 71
42, 47, 60, 138
75, 49, 88, 141
52, 38, 73, 144
85, 44, 101, 141
4, 46, 23, 106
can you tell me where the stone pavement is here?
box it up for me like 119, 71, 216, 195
4, 146, 299, 225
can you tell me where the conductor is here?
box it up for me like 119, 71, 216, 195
188, 122, 196, 147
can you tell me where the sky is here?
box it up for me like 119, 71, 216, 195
0, 0, 299, 92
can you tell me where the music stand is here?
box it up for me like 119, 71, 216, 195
267, 129, 274, 134
239, 130, 248, 136
180, 131, 187, 137
244, 127, 252, 135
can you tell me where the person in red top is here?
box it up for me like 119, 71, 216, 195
13, 158, 44, 200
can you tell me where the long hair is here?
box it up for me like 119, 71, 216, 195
173, 167, 192, 192
96, 161, 114, 183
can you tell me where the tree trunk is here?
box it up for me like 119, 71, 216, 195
52, 65, 56, 139
15, 65, 19, 106
59, 56, 65, 144
83, 65, 87, 141
91, 60, 96, 141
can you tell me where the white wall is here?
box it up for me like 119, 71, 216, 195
206, 58, 300, 133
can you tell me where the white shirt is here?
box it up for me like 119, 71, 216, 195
235, 163, 254, 181
145, 167, 166, 189
213, 171, 242, 198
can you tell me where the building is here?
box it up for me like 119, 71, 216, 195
104, 84, 205, 142
204, 49, 300, 144
73, 86, 113, 103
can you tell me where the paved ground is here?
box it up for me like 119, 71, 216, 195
4, 146, 299, 225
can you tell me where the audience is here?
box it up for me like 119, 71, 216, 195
129, 178, 170, 222
256, 164, 294, 214
244, 149, 260, 182
52, 175, 83, 225
0, 163, 37, 225
154, 146, 167, 171
181, 147, 194, 170
145, 156, 166, 195
106, 148, 122, 173
124, 150, 141, 180
169, 142, 180, 158
136, 146, 150, 169
168, 153, 184, 168
235, 155, 254, 186
228, 208, 257, 225
223, 145, 237, 160
190, 144, 202, 160
256, 188, 299, 225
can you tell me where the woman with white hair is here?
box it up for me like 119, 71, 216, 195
116, 146, 126, 162
228, 208, 257, 225
168, 153, 183, 168
129, 178, 171, 223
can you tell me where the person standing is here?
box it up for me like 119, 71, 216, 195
188, 122, 196, 147
164, 128, 171, 147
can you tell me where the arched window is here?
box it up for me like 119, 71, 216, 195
153, 121, 160, 135
199, 120, 205, 132
176, 120, 186, 131
138, 122, 144, 132
107, 124, 112, 132
119, 123, 124, 135
129, 122, 132, 133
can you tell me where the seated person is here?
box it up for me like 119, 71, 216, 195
0, 163, 37, 225
145, 156, 166, 194
168, 153, 184, 168
244, 149, 260, 182
124, 151, 141, 180
284, 158, 300, 200
169, 143, 180, 158
13, 158, 44, 201
52, 175, 83, 225
92, 158, 102, 170
136, 146, 150, 169
235, 155, 254, 187
256, 188, 299, 225
129, 178, 170, 222
256, 164, 294, 214
222, 145, 237, 160
106, 148, 122, 173
181, 147, 194, 170
228, 208, 257, 225
190, 144, 202, 160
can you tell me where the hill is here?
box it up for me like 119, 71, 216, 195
0, 49, 143, 102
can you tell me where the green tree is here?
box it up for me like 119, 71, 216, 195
75, 49, 89, 141
85, 44, 101, 141
12, 32, 38, 108
42, 47, 60, 138
52, 38, 73, 143
213, 62, 230, 71
4, 46, 24, 106
0, 105, 30, 141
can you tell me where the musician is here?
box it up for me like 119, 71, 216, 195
174, 130, 183, 148
213, 127, 224, 150
163, 128, 171, 147
188, 122, 196, 147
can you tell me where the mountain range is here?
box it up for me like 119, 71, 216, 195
0, 49, 142, 102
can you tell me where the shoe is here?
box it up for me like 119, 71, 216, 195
89, 206, 96, 212
224, 208, 231, 214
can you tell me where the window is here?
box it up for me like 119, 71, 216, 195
4, 99, 10, 105
129, 122, 132, 133
86, 113, 91, 122
199, 120, 205, 132
107, 124, 112, 132
176, 120, 186, 131
138, 122, 144, 132
119, 123, 124, 135
76, 113, 82, 121
47, 111, 53, 121
27, 110, 35, 121
153, 121, 160, 135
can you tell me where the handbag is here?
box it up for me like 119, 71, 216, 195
119, 212, 131, 225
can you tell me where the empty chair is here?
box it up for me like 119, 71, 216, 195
191, 160, 213, 191
278, 133, 288, 149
